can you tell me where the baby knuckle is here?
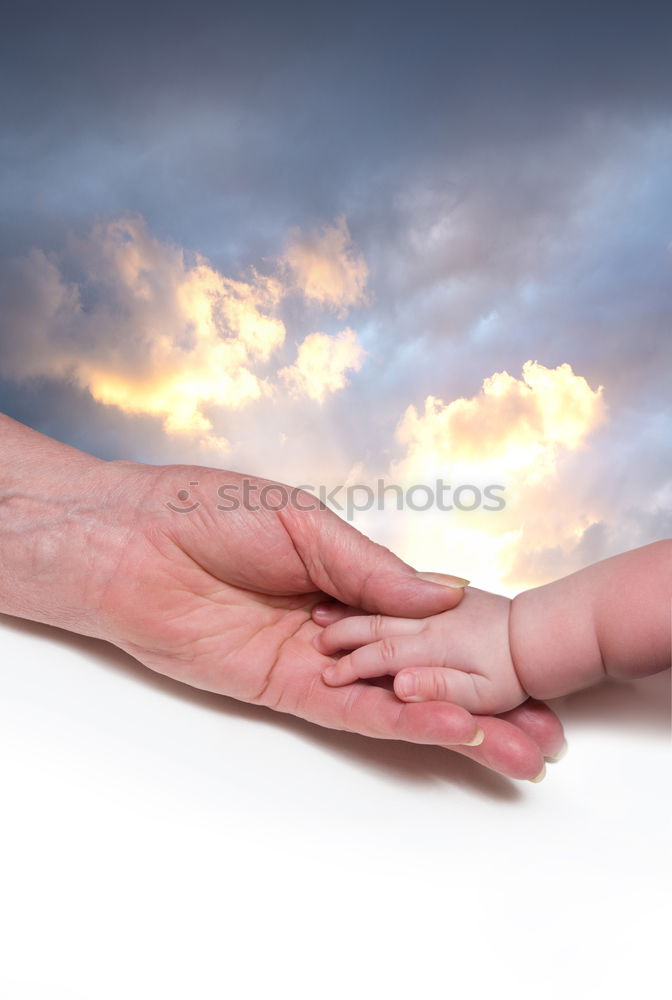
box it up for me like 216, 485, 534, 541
379, 637, 398, 663
429, 672, 451, 700
370, 614, 386, 639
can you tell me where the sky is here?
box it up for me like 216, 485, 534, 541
1, 0, 671, 592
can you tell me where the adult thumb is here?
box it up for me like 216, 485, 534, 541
283, 500, 469, 617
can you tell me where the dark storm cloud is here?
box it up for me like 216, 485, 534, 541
4, 1, 672, 129
2, 0, 671, 263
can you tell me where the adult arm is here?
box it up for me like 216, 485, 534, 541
0, 414, 564, 779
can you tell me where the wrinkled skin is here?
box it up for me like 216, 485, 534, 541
79, 461, 565, 781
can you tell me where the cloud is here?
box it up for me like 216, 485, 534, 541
280, 328, 365, 403
0, 3, 669, 608
281, 216, 369, 314
365, 352, 669, 594
394, 361, 605, 482
369, 362, 608, 592
0, 216, 367, 443
0, 249, 80, 382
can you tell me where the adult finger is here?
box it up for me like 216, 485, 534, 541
446, 714, 547, 782
283, 500, 469, 617
498, 699, 568, 761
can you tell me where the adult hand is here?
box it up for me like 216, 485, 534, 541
74, 462, 565, 780
0, 417, 564, 779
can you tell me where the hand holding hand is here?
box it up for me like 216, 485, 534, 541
87, 462, 562, 778
314, 587, 527, 714
0, 415, 564, 781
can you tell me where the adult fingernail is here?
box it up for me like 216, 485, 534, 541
528, 763, 547, 783
416, 571, 470, 588
461, 727, 485, 747
545, 739, 568, 763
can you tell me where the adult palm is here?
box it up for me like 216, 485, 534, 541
97, 463, 563, 780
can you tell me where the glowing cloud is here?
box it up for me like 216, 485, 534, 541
280, 328, 365, 403
394, 361, 605, 483
0, 216, 369, 443
282, 215, 369, 314
76, 219, 290, 436
384, 362, 607, 592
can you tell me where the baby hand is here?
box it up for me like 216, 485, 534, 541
313, 588, 527, 715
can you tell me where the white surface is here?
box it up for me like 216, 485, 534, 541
0, 612, 669, 1000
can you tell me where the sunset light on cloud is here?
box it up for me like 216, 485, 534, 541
282, 215, 369, 314
394, 362, 605, 484
280, 328, 364, 402
0, 217, 367, 442
382, 362, 607, 591
1, 5, 669, 595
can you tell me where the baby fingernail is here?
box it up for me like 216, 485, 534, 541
416, 571, 470, 589
545, 739, 568, 763
461, 727, 485, 747
396, 674, 419, 699
528, 763, 547, 783
322, 666, 336, 682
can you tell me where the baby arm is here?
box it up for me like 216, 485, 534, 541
313, 540, 671, 714
509, 538, 671, 699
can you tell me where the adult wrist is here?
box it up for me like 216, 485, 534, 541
0, 427, 146, 638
